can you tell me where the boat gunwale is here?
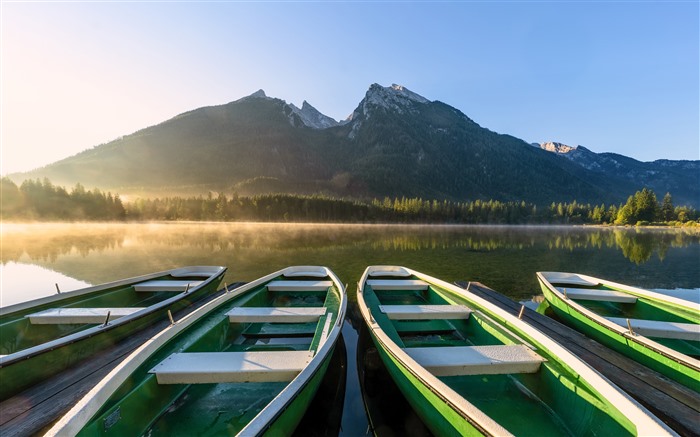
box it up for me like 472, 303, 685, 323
45, 265, 346, 437
536, 271, 700, 372
0, 266, 227, 367
358, 265, 675, 437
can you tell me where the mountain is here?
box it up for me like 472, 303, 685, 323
9, 84, 699, 206
534, 142, 700, 207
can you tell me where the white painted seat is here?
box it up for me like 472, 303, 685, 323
547, 273, 599, 287
266, 281, 332, 291
606, 317, 700, 341
405, 345, 545, 376
369, 267, 411, 278
283, 268, 328, 278
26, 307, 145, 324
380, 305, 471, 320
556, 287, 637, 303
227, 307, 327, 323
134, 280, 202, 292
171, 271, 215, 278
367, 280, 429, 291
150, 351, 314, 384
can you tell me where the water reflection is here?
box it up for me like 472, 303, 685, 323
2, 223, 699, 298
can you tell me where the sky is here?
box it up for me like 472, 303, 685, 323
1, 1, 698, 175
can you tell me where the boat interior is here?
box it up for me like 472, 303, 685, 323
548, 276, 700, 358
81, 272, 341, 436
362, 272, 637, 436
0, 270, 214, 356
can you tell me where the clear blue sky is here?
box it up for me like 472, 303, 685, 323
2, 1, 698, 174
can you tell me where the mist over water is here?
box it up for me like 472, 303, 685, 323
2, 222, 699, 306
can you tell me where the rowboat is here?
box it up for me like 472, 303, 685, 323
537, 271, 700, 391
0, 265, 226, 400
48, 266, 346, 436
358, 265, 674, 436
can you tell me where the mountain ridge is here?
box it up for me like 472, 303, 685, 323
9, 84, 699, 207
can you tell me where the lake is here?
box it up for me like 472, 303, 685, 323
2, 222, 699, 434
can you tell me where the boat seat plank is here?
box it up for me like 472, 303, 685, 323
405, 345, 545, 376
547, 273, 599, 287
283, 270, 328, 278
380, 304, 471, 320
227, 307, 327, 323
367, 280, 429, 291
26, 307, 146, 324
368, 268, 411, 278
606, 317, 700, 341
266, 281, 332, 291
556, 287, 637, 303
133, 280, 202, 292
150, 351, 314, 384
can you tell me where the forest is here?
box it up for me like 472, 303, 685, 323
2, 177, 697, 226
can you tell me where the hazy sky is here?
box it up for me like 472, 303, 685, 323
2, 1, 698, 175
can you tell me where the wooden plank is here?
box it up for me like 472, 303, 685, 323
543, 272, 599, 287
606, 317, 700, 341
266, 280, 332, 291
368, 268, 411, 278
227, 307, 326, 323
133, 280, 202, 292
379, 304, 471, 320
26, 307, 145, 324
150, 351, 313, 384
366, 280, 429, 291
405, 345, 544, 376
555, 287, 637, 303
454, 281, 700, 437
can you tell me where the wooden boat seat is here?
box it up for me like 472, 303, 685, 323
266, 281, 332, 291
547, 273, 599, 287
150, 351, 314, 384
227, 307, 327, 323
369, 268, 411, 277
556, 287, 637, 303
26, 307, 146, 324
367, 280, 429, 291
380, 304, 471, 320
283, 269, 328, 278
133, 280, 203, 292
606, 317, 700, 341
171, 271, 215, 278
405, 345, 545, 376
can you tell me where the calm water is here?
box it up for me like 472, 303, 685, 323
2, 222, 699, 434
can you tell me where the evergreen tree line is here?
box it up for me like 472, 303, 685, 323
1, 177, 126, 220
2, 177, 697, 225
127, 189, 697, 225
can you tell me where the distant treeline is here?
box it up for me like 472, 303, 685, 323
1, 178, 126, 220
2, 177, 697, 225
128, 188, 697, 225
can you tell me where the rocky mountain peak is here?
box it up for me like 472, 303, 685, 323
289, 101, 338, 129
345, 83, 432, 137
539, 142, 577, 154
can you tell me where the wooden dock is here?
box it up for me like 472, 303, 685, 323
455, 281, 700, 437
0, 283, 245, 437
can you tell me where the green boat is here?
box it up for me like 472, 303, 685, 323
48, 265, 347, 436
0, 265, 225, 400
537, 271, 700, 392
358, 265, 674, 436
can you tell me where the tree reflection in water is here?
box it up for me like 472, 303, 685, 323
2, 223, 698, 298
